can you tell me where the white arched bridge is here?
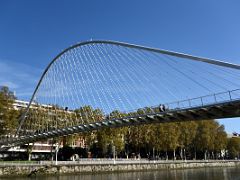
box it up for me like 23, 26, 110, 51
1, 40, 240, 148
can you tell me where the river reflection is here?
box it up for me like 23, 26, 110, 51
2, 166, 240, 180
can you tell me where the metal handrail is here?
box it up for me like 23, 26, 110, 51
0, 159, 239, 166
165, 89, 240, 109
121, 89, 240, 118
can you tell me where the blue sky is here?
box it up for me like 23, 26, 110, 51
0, 0, 240, 133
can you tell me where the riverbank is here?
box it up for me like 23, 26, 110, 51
0, 160, 239, 177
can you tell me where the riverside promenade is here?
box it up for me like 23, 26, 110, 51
0, 159, 239, 177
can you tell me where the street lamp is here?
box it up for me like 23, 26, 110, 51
55, 143, 59, 165
113, 145, 116, 164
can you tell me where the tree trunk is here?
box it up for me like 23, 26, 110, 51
204, 150, 207, 160
212, 151, 215, 160
173, 149, 176, 160
28, 153, 32, 161
180, 148, 183, 160
153, 147, 155, 159
184, 148, 186, 161
27, 143, 33, 161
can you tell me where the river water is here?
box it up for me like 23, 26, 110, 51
2, 166, 240, 180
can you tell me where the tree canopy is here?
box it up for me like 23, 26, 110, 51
0, 86, 19, 135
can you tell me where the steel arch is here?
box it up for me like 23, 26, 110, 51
16, 40, 240, 135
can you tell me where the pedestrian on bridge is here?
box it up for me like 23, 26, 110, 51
159, 104, 166, 112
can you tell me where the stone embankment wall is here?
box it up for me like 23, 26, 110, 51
0, 161, 239, 177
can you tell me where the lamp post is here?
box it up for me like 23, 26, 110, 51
113, 145, 116, 164
55, 143, 59, 165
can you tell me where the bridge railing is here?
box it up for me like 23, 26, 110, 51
165, 89, 240, 111
121, 89, 240, 118
1, 159, 238, 166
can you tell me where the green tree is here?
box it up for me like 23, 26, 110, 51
0, 86, 19, 135
194, 120, 224, 159
178, 121, 198, 160
213, 125, 227, 159
227, 138, 240, 159
154, 123, 180, 160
